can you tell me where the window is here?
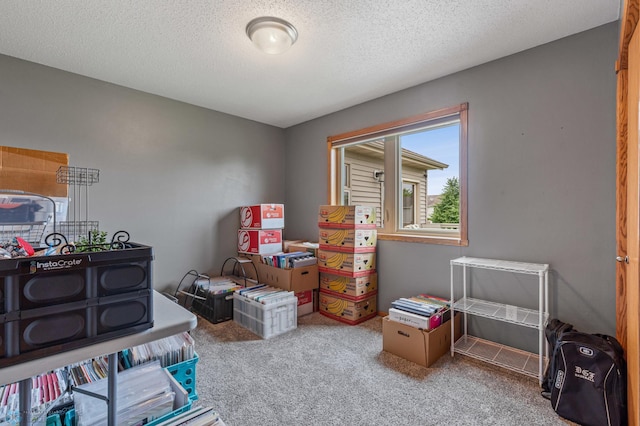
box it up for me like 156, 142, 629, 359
402, 180, 417, 227
343, 163, 351, 205
327, 103, 468, 245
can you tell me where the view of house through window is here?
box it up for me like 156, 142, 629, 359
402, 181, 416, 227
328, 103, 468, 245
400, 123, 460, 230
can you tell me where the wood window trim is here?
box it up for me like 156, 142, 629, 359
326, 103, 468, 246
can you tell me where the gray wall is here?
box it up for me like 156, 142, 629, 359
284, 23, 618, 351
0, 54, 286, 292
0, 23, 618, 352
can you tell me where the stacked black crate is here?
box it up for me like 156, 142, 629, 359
0, 244, 154, 367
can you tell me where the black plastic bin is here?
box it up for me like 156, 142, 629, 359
0, 243, 153, 312
0, 243, 154, 368
192, 292, 235, 324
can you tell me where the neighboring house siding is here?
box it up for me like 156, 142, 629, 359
345, 151, 428, 227
344, 153, 383, 226
402, 168, 427, 225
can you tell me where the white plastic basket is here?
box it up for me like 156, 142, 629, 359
233, 293, 297, 339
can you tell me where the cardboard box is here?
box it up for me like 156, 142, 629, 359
318, 228, 377, 252
318, 205, 376, 228
240, 254, 319, 292
239, 204, 284, 229
0, 146, 68, 197
253, 261, 319, 292
295, 289, 315, 317
318, 292, 377, 325
287, 242, 319, 257
382, 313, 461, 368
0, 146, 68, 172
317, 249, 376, 276
283, 240, 304, 252
319, 271, 377, 299
237, 229, 283, 254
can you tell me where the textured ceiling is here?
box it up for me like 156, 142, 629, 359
0, 1, 620, 128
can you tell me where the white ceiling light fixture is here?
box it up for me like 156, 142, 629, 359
246, 16, 298, 55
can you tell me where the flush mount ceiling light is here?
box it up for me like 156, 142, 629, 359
246, 16, 298, 55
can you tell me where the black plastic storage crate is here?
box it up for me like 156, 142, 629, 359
187, 256, 257, 324
0, 243, 154, 368
96, 291, 153, 334
191, 292, 235, 324
0, 243, 152, 312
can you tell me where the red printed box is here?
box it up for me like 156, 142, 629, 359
240, 204, 284, 229
319, 272, 377, 299
317, 250, 376, 277
319, 292, 377, 325
318, 205, 376, 229
318, 228, 377, 252
295, 290, 315, 317
238, 229, 283, 254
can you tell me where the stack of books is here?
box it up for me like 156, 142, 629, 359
388, 294, 450, 330
258, 251, 317, 269
68, 331, 196, 385
235, 284, 296, 305
195, 276, 242, 296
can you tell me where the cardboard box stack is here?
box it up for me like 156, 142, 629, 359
238, 204, 319, 317
237, 204, 285, 255
317, 205, 378, 325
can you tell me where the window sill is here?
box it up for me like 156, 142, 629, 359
377, 232, 469, 246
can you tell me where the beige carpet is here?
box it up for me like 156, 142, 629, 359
190, 312, 572, 426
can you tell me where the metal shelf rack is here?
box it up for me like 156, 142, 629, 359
56, 165, 100, 242
450, 256, 549, 383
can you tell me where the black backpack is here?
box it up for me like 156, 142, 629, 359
541, 318, 574, 399
542, 319, 627, 426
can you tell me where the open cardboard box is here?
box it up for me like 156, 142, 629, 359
382, 313, 461, 367
255, 262, 318, 292
241, 254, 319, 292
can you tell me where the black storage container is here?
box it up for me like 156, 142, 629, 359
96, 291, 153, 334
0, 243, 154, 368
17, 300, 90, 353
192, 292, 235, 324
0, 243, 152, 312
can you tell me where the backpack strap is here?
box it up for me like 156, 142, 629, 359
545, 319, 573, 351
541, 319, 574, 398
